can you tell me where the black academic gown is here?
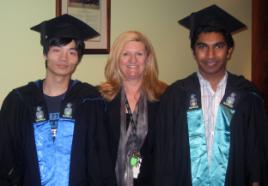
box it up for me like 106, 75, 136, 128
0, 80, 115, 186
104, 93, 158, 186
154, 72, 268, 186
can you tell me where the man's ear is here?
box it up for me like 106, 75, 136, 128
227, 47, 233, 59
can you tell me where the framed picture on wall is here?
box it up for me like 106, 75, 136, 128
56, 0, 111, 54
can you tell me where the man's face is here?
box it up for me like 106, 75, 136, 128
45, 40, 79, 79
193, 32, 233, 80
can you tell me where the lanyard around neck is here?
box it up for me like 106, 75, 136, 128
124, 96, 139, 135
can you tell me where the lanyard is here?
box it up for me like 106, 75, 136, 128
124, 96, 142, 172
124, 97, 139, 135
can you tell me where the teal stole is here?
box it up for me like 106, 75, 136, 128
187, 104, 235, 186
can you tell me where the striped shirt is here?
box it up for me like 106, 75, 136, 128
197, 72, 228, 164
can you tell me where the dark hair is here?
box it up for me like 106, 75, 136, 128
43, 37, 85, 62
190, 26, 234, 50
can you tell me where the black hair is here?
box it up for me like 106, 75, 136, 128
190, 26, 234, 50
43, 37, 85, 62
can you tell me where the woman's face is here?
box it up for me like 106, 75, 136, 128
119, 41, 148, 82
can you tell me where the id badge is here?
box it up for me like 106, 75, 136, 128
129, 152, 142, 178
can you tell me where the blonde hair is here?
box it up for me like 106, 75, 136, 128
99, 31, 167, 102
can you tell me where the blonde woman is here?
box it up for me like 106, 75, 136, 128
99, 31, 167, 186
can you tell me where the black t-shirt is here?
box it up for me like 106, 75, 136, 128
44, 93, 65, 114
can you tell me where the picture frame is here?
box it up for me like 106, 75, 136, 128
56, 0, 111, 54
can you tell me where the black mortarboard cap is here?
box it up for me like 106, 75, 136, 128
31, 14, 99, 45
178, 4, 246, 39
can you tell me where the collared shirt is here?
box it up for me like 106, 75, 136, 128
197, 72, 227, 164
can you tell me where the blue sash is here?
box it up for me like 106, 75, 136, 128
33, 118, 75, 186
187, 104, 234, 186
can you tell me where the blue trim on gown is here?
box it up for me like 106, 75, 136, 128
33, 118, 75, 186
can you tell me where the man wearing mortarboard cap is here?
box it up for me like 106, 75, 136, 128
0, 14, 116, 186
154, 5, 268, 186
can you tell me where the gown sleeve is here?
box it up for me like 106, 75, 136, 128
86, 98, 117, 186
250, 94, 268, 185
154, 84, 192, 186
225, 91, 268, 185
0, 91, 25, 186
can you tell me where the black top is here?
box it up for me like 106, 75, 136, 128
104, 93, 160, 186
154, 72, 268, 186
0, 80, 115, 186
44, 93, 64, 113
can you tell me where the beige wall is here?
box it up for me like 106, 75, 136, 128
0, 0, 251, 105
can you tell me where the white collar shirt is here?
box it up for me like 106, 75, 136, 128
197, 72, 228, 164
